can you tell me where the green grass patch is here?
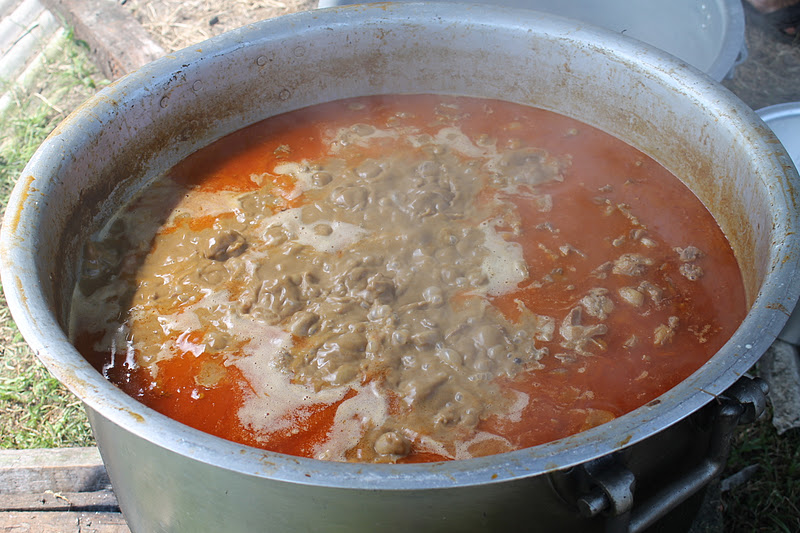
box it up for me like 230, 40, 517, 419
1, 29, 99, 197
0, 287, 95, 448
722, 412, 800, 532
0, 295, 95, 448
0, 30, 106, 449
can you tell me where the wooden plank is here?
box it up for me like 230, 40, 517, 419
0, 448, 110, 495
0, 511, 129, 532
0, 489, 119, 513
39, 0, 164, 79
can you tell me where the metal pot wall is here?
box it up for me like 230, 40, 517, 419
2, 4, 799, 532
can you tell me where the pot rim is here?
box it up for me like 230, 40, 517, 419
2, 3, 798, 491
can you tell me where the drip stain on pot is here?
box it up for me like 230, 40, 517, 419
120, 408, 145, 424
6, 175, 36, 235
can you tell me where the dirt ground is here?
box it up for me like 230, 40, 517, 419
123, 0, 316, 53
722, 3, 800, 109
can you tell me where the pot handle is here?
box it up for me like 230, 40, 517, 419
571, 375, 768, 533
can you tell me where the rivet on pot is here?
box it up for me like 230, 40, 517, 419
293, 46, 306, 58
192, 80, 203, 92
160, 96, 169, 108
256, 55, 268, 66
279, 89, 291, 101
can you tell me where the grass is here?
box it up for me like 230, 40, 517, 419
0, 291, 94, 448
1, 27, 99, 212
721, 412, 800, 533
0, 29, 104, 449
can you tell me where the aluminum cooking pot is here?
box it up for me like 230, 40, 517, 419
2, 4, 799, 532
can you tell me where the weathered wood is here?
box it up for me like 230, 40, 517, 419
39, 0, 164, 79
0, 489, 119, 513
0, 448, 110, 495
0, 449, 127, 530
0, 511, 129, 532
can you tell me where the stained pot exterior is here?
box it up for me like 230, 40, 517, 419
2, 5, 799, 532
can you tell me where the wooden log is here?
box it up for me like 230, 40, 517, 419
0, 448, 109, 495
39, 0, 164, 79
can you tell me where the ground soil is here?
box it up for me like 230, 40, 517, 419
123, 0, 315, 53
723, 2, 800, 109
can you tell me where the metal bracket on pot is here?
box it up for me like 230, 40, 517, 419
555, 375, 769, 533
573, 454, 636, 533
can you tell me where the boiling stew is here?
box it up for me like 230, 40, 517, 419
70, 95, 746, 463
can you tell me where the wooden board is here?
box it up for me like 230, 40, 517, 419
1, 490, 119, 512
0, 447, 109, 495
0, 448, 129, 532
0, 511, 129, 532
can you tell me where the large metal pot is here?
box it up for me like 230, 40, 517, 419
2, 4, 798, 532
